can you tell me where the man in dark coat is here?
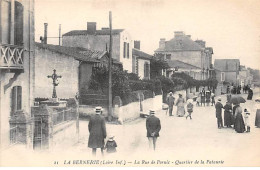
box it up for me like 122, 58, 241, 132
215, 97, 224, 129
88, 106, 107, 156
166, 92, 175, 116
146, 110, 161, 150
201, 88, 206, 106
247, 88, 253, 100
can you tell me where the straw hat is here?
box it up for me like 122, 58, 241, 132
94, 106, 103, 114
149, 110, 155, 114
218, 97, 221, 101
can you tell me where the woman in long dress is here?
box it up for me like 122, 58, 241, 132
255, 101, 260, 128
234, 106, 245, 133
223, 101, 233, 127
176, 94, 185, 117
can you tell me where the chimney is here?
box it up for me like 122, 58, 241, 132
174, 31, 184, 38
134, 40, 140, 50
44, 23, 48, 44
159, 38, 166, 49
195, 40, 206, 48
87, 22, 97, 34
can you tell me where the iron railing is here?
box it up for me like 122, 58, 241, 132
9, 126, 18, 144
52, 108, 76, 126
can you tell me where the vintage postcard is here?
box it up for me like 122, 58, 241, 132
0, 0, 260, 167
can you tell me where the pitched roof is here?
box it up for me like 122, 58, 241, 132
214, 59, 240, 72
35, 42, 121, 64
63, 29, 124, 36
132, 48, 152, 60
167, 60, 201, 70
155, 35, 203, 52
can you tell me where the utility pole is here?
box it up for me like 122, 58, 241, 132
59, 24, 61, 46
108, 11, 113, 121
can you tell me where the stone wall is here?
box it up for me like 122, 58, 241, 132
34, 46, 79, 99
115, 95, 162, 122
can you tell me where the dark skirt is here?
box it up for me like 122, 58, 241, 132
234, 113, 245, 133
224, 111, 233, 126
255, 109, 260, 128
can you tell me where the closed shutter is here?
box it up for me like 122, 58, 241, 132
11, 86, 22, 115
127, 43, 129, 58
14, 1, 24, 46
123, 42, 126, 58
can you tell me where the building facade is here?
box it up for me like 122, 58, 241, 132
0, 0, 35, 149
238, 66, 253, 87
35, 42, 121, 99
214, 59, 240, 85
62, 22, 133, 73
154, 31, 213, 80
132, 41, 151, 80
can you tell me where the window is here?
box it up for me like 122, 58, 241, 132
221, 72, 225, 82
123, 42, 126, 58
11, 86, 22, 115
144, 62, 150, 79
127, 43, 129, 58
2, 0, 11, 44
166, 54, 171, 60
14, 1, 24, 45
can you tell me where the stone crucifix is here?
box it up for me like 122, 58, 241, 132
47, 69, 62, 98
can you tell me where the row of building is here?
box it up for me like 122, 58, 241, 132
0, 0, 253, 149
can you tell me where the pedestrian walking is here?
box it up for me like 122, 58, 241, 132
215, 97, 224, 129
243, 109, 250, 132
176, 94, 185, 117
146, 110, 161, 151
234, 106, 245, 133
88, 106, 107, 156
211, 93, 215, 106
166, 92, 175, 116
223, 101, 233, 128
196, 96, 201, 106
186, 99, 193, 120
104, 135, 117, 153
206, 91, 211, 106
200, 88, 206, 106
247, 88, 253, 100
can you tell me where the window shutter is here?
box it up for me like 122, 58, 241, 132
127, 43, 129, 58
144, 63, 146, 78
14, 1, 24, 46
123, 42, 126, 58
17, 86, 22, 110
11, 87, 17, 114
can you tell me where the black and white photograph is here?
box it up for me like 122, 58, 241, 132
0, 0, 260, 167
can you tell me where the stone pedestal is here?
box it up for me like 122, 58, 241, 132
40, 98, 67, 107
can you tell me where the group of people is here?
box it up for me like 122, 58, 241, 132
227, 85, 253, 98
196, 88, 216, 107
166, 92, 194, 119
215, 98, 251, 133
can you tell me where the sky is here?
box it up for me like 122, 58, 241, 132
35, 0, 260, 70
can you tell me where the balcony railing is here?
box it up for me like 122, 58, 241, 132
0, 44, 24, 69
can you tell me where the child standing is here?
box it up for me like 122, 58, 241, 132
104, 135, 117, 153
244, 109, 250, 132
186, 99, 194, 120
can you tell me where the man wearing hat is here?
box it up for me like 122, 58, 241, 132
166, 92, 175, 116
88, 106, 107, 156
146, 110, 161, 150
215, 97, 224, 129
